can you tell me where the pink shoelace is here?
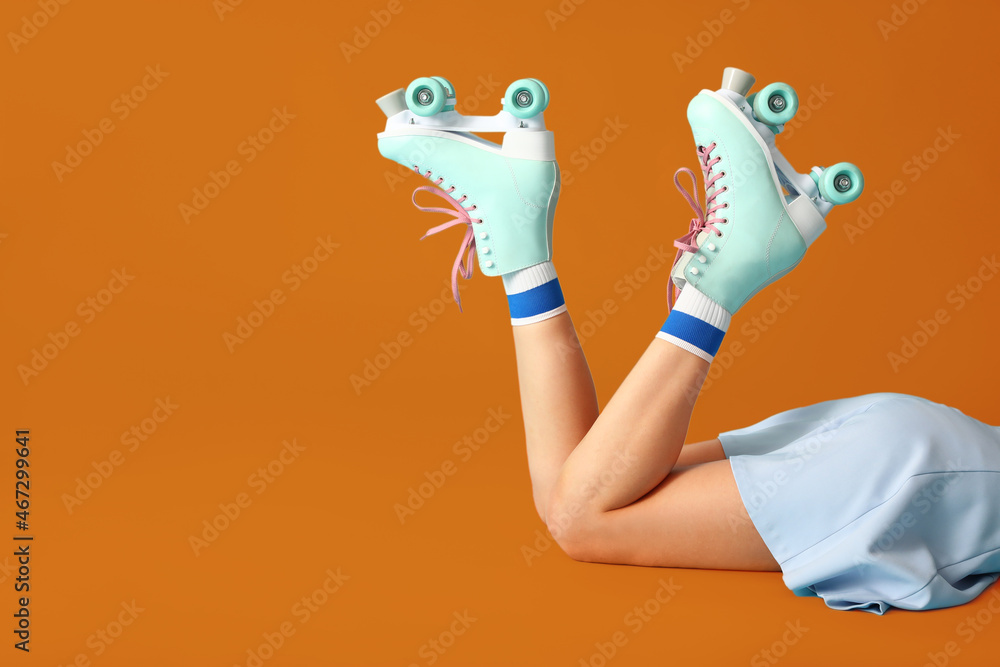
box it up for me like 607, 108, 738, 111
410, 167, 482, 311
668, 142, 728, 309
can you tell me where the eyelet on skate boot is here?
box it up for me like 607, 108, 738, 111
666, 140, 729, 311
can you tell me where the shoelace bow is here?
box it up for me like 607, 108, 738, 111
668, 142, 728, 309
410, 168, 482, 311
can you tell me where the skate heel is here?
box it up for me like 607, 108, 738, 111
376, 89, 407, 118
721, 66, 755, 96
786, 195, 826, 247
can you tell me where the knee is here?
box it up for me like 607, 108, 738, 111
545, 489, 600, 563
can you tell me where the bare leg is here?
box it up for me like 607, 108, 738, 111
511, 312, 599, 521
513, 312, 728, 517
553, 340, 708, 514
674, 439, 726, 467
509, 305, 774, 570
544, 339, 778, 571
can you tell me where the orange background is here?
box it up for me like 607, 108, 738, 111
2, 0, 999, 665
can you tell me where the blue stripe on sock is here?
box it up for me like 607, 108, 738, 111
507, 278, 565, 319
660, 310, 726, 357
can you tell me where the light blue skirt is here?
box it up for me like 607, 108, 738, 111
719, 392, 1000, 614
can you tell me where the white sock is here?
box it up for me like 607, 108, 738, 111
655, 286, 731, 362
501, 261, 567, 326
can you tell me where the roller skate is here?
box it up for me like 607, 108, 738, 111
668, 67, 864, 314
376, 77, 559, 310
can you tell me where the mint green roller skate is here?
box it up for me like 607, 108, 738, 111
376, 77, 559, 310
668, 67, 864, 314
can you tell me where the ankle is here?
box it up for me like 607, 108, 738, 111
655, 286, 730, 362
502, 262, 566, 326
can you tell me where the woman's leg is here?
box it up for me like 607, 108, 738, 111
511, 306, 773, 570
674, 438, 725, 467
515, 67, 854, 571
545, 338, 779, 571
511, 312, 599, 521
512, 311, 726, 519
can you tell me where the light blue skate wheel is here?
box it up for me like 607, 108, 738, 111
528, 78, 550, 109
752, 82, 798, 125
818, 162, 864, 205
406, 77, 447, 117
431, 76, 456, 97
431, 76, 457, 111
504, 79, 548, 119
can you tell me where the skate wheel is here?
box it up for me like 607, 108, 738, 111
405, 77, 447, 117
527, 78, 550, 109
752, 82, 798, 125
431, 76, 457, 111
746, 93, 780, 133
818, 162, 864, 205
504, 79, 548, 119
